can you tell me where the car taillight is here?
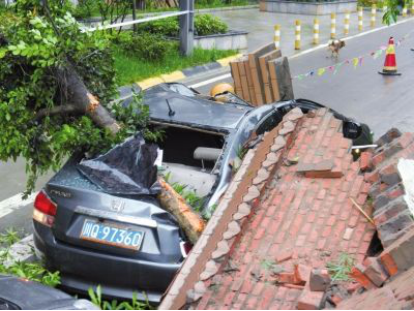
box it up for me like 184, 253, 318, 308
33, 191, 56, 227
180, 241, 193, 258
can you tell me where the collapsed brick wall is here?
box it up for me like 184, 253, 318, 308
363, 129, 414, 248
190, 108, 376, 310
159, 108, 304, 310
336, 265, 414, 309
335, 129, 414, 308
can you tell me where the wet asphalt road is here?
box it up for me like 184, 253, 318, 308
195, 18, 414, 139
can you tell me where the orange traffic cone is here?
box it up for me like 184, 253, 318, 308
379, 37, 401, 76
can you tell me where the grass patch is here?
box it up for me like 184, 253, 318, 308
0, 228, 61, 287
195, 0, 251, 9
114, 46, 237, 86
326, 252, 355, 282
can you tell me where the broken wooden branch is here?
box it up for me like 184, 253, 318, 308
35, 104, 80, 120
157, 178, 206, 244
350, 198, 375, 225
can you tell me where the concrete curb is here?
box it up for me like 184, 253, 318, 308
195, 4, 259, 13
135, 53, 242, 90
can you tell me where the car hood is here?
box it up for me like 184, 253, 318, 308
135, 84, 252, 130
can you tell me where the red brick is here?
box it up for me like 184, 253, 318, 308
301, 223, 312, 235
308, 230, 319, 243
246, 296, 258, 309
240, 279, 253, 294
231, 278, 244, 292
360, 151, 373, 171
317, 189, 326, 200
259, 287, 276, 309
365, 171, 380, 183
274, 231, 286, 244
331, 204, 342, 215
276, 250, 293, 263
223, 292, 236, 306
277, 272, 296, 284
397, 132, 414, 148
297, 283, 324, 310
372, 152, 386, 167
272, 193, 283, 206
254, 227, 266, 240
294, 264, 312, 285
316, 238, 326, 250
326, 215, 336, 226
345, 282, 362, 294
266, 204, 278, 217
364, 259, 389, 286
329, 294, 344, 306
350, 265, 376, 289
349, 215, 359, 228
252, 282, 265, 296
196, 290, 213, 310
322, 226, 331, 238
308, 212, 316, 223
309, 269, 331, 291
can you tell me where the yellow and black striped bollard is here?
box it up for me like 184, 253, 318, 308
295, 20, 301, 50
358, 7, 363, 31
371, 4, 376, 27
330, 13, 336, 39
403, 5, 408, 17
344, 10, 350, 35
313, 18, 319, 45
274, 24, 281, 50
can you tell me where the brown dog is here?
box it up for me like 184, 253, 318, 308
328, 39, 346, 58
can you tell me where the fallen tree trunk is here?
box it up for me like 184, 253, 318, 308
57, 65, 121, 135
53, 63, 205, 243
158, 178, 206, 244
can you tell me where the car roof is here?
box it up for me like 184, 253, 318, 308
138, 84, 253, 130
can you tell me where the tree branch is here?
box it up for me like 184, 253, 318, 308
35, 105, 80, 120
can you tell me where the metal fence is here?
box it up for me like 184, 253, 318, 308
82, 0, 195, 56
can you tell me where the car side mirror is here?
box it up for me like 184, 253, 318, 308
343, 121, 362, 140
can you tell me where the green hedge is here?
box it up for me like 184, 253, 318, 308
135, 13, 229, 37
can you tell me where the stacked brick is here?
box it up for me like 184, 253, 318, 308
336, 265, 414, 309
189, 108, 376, 310
335, 129, 414, 307
363, 129, 414, 248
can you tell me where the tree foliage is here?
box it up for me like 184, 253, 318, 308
383, 0, 401, 25
0, 0, 154, 196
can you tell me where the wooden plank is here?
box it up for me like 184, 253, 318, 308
268, 57, 294, 102
244, 57, 257, 105
248, 43, 276, 106
230, 61, 243, 98
237, 56, 251, 102
268, 60, 281, 102
259, 49, 282, 103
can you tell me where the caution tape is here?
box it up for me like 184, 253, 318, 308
292, 31, 414, 80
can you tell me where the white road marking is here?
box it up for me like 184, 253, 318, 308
189, 73, 232, 88
0, 192, 38, 219
189, 17, 414, 88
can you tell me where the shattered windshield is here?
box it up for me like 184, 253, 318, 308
77, 134, 161, 196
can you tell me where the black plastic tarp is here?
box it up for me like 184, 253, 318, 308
77, 134, 160, 196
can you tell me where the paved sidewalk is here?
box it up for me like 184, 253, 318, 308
212, 8, 389, 54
